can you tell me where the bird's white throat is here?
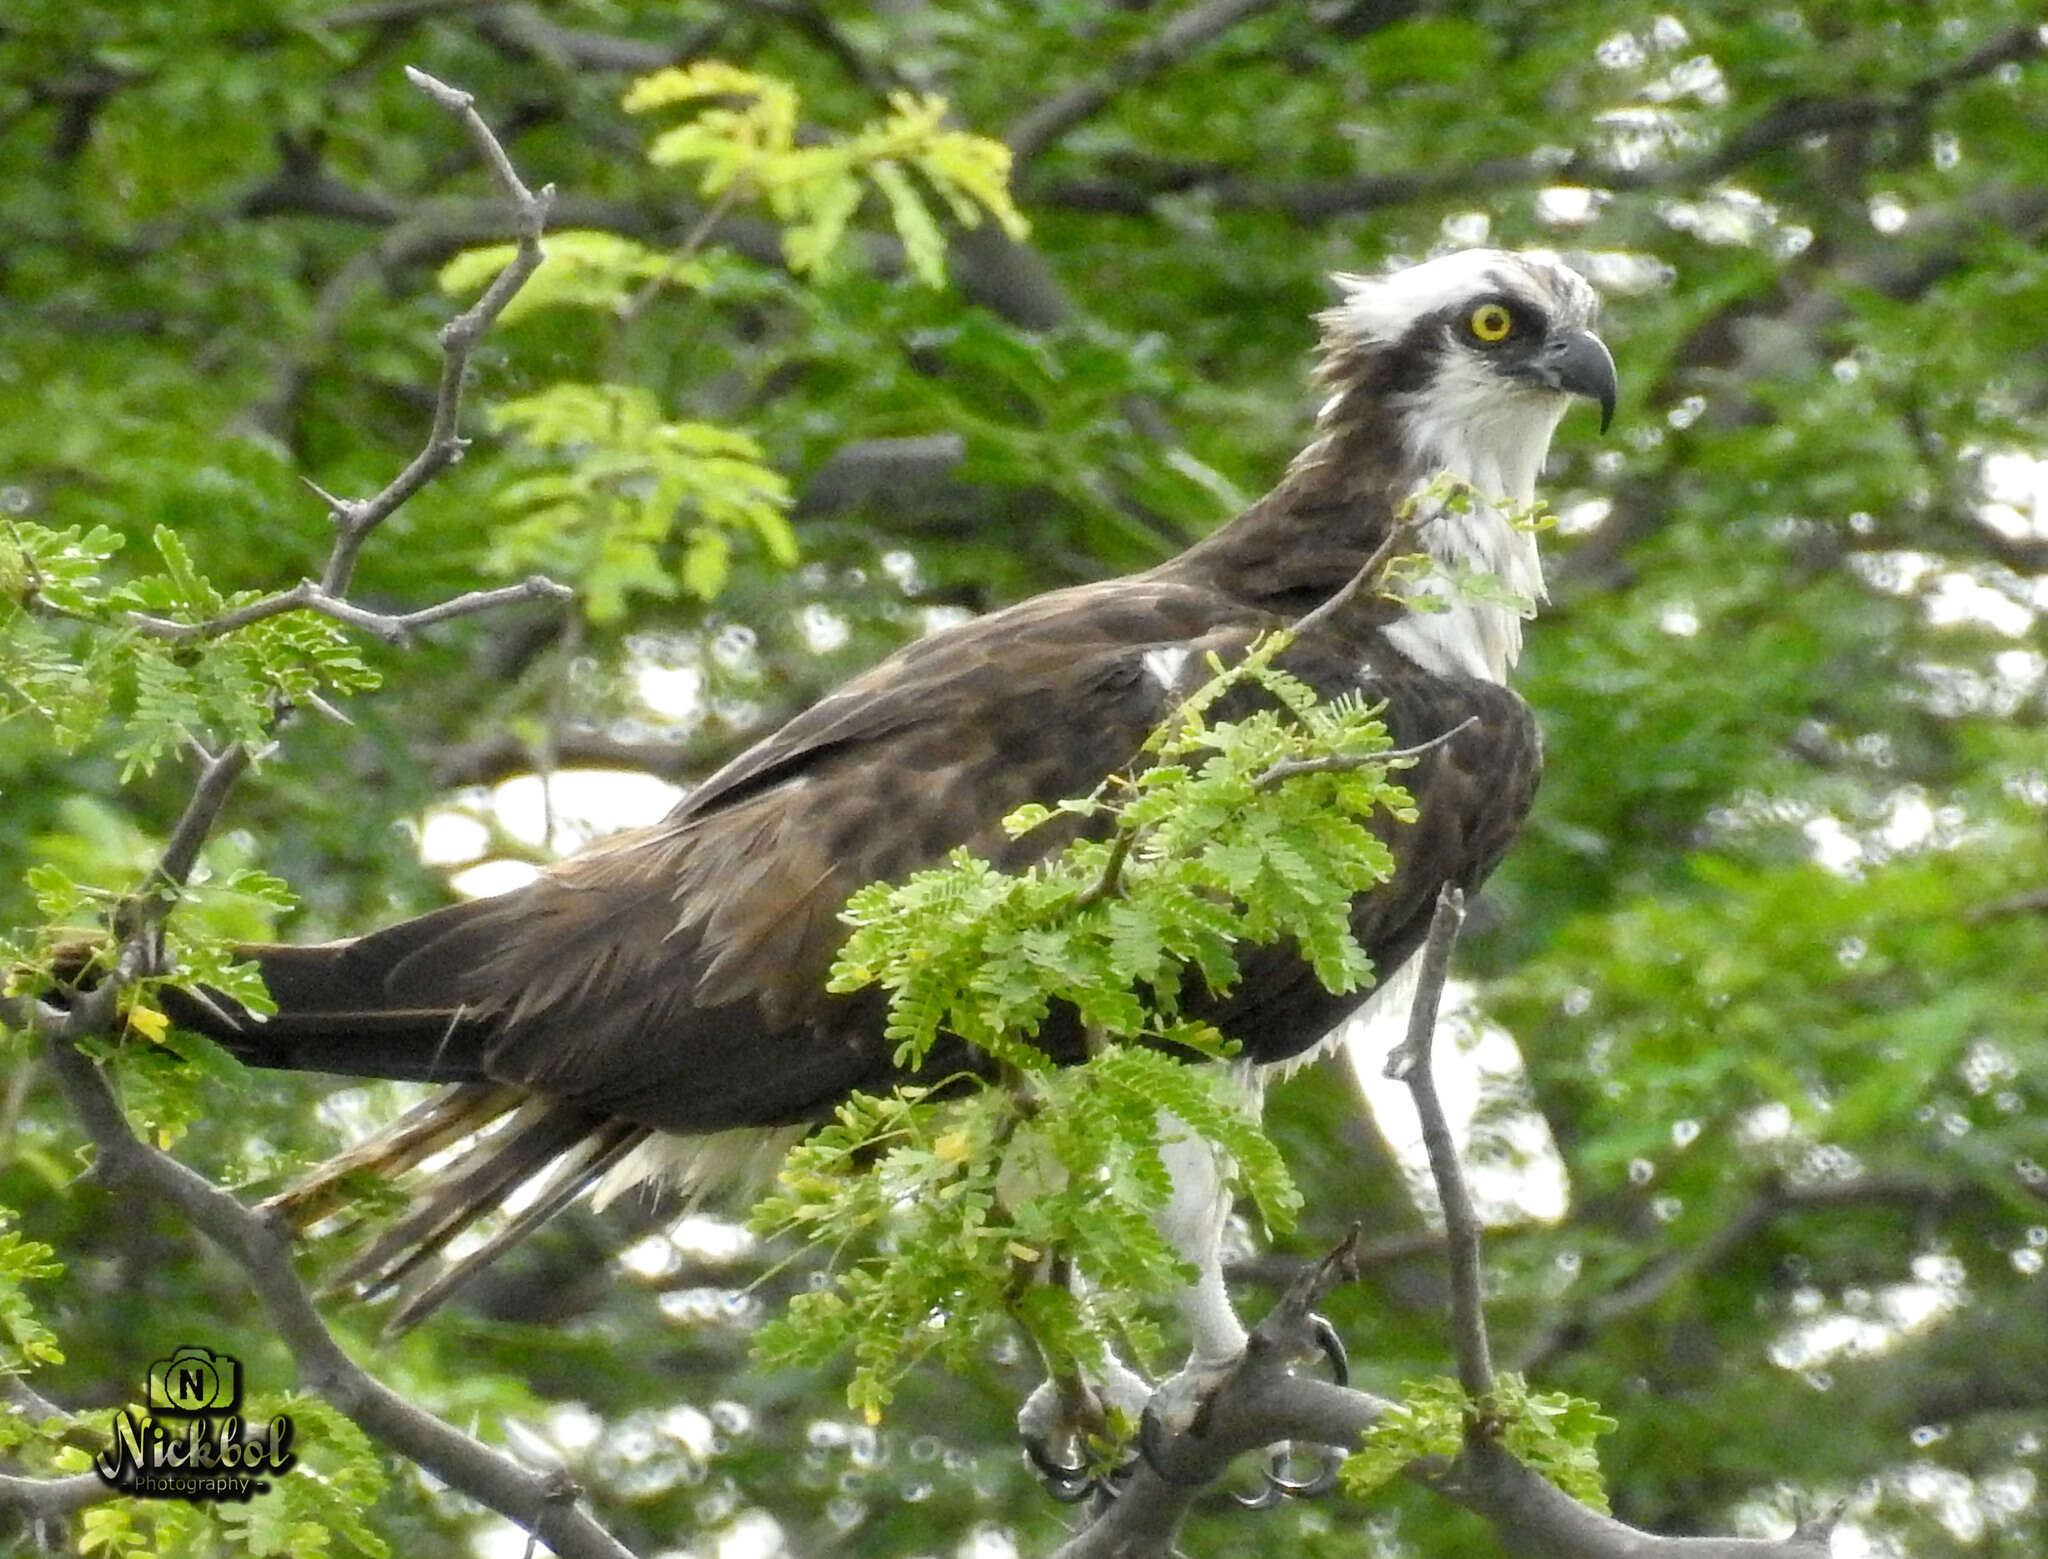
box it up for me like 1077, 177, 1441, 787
1382, 368, 1569, 685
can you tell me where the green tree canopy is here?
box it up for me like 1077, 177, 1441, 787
3, 4, 2046, 1557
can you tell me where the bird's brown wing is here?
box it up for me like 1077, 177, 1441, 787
341, 585, 1539, 1127
174, 573, 1538, 1328
403, 583, 1268, 1129
188, 568, 1537, 1126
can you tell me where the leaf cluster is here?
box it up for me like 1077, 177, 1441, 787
624, 60, 1028, 285
481, 384, 795, 621
1341, 1372, 1618, 1513
758, 638, 1420, 1418
1, 523, 379, 780
0, 1209, 63, 1375
49, 1392, 392, 1558
434, 60, 1027, 626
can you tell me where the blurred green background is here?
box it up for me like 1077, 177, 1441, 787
2, 2, 2045, 1555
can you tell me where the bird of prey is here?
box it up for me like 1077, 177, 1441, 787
168, 248, 1616, 1344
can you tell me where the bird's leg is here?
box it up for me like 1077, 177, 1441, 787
1017, 1091, 1352, 1506
1015, 1255, 1153, 1499
1139, 1102, 1350, 1501
1140, 1121, 1250, 1446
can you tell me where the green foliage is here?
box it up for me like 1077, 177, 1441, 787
482, 384, 795, 620
1, 522, 380, 779
763, 639, 1422, 1417
39, 1390, 392, 1558
1342, 1373, 1618, 1513
223, 1394, 392, 1559
436, 230, 708, 324
0, 1210, 64, 1373
623, 60, 1028, 285
833, 634, 1412, 1064
7, 5, 2048, 1557
434, 58, 1034, 626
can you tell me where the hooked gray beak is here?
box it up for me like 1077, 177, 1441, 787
1537, 329, 1618, 433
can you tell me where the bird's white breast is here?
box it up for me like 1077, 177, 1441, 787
1382, 358, 1566, 685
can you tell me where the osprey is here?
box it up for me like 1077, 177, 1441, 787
168, 248, 1615, 1337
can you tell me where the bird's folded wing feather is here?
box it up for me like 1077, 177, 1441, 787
198, 572, 1538, 1131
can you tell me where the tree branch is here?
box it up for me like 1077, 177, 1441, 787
1427, 1439, 1836, 1559
1253, 718, 1477, 790
1048, 1218, 1834, 1558
315, 69, 553, 595
0, 1469, 110, 1523
474, 3, 715, 74
1046, 884, 1836, 1557
34, 1039, 638, 1559
1036, 22, 2045, 218
0, 67, 624, 1558
1003, 0, 1277, 166
1006, 0, 1287, 167
1516, 1173, 1973, 1378
1382, 886, 1493, 1394
123, 575, 571, 648
1967, 886, 2048, 923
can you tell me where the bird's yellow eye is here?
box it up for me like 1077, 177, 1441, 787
1468, 303, 1514, 342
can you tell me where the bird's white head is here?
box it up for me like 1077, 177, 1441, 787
1309, 249, 1617, 684
1320, 248, 1614, 504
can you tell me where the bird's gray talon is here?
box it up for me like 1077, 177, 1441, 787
1233, 1454, 1289, 1510
1309, 1313, 1349, 1386
1023, 1435, 1088, 1483
1045, 1473, 1096, 1504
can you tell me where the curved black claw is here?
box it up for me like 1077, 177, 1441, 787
1023, 1437, 1095, 1504
1232, 1455, 1287, 1510
1308, 1313, 1349, 1387
1136, 1405, 1209, 1488
1267, 1442, 1343, 1499
1235, 1442, 1344, 1506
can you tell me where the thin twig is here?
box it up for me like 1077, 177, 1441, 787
1516, 1172, 1971, 1378
1286, 504, 1427, 645
1966, 886, 2048, 923
319, 0, 512, 26
123, 575, 571, 648
316, 68, 554, 596
1382, 885, 1491, 1396
155, 743, 261, 894
1006, 0, 1285, 166
1253, 717, 1478, 790
617, 182, 741, 325
1073, 827, 1135, 911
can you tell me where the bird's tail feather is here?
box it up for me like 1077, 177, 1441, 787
313, 1097, 647, 1334
265, 1080, 527, 1230
162, 901, 513, 1085
371, 1117, 650, 1334
253, 1081, 646, 1334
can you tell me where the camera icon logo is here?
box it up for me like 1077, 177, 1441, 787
147, 1345, 241, 1415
